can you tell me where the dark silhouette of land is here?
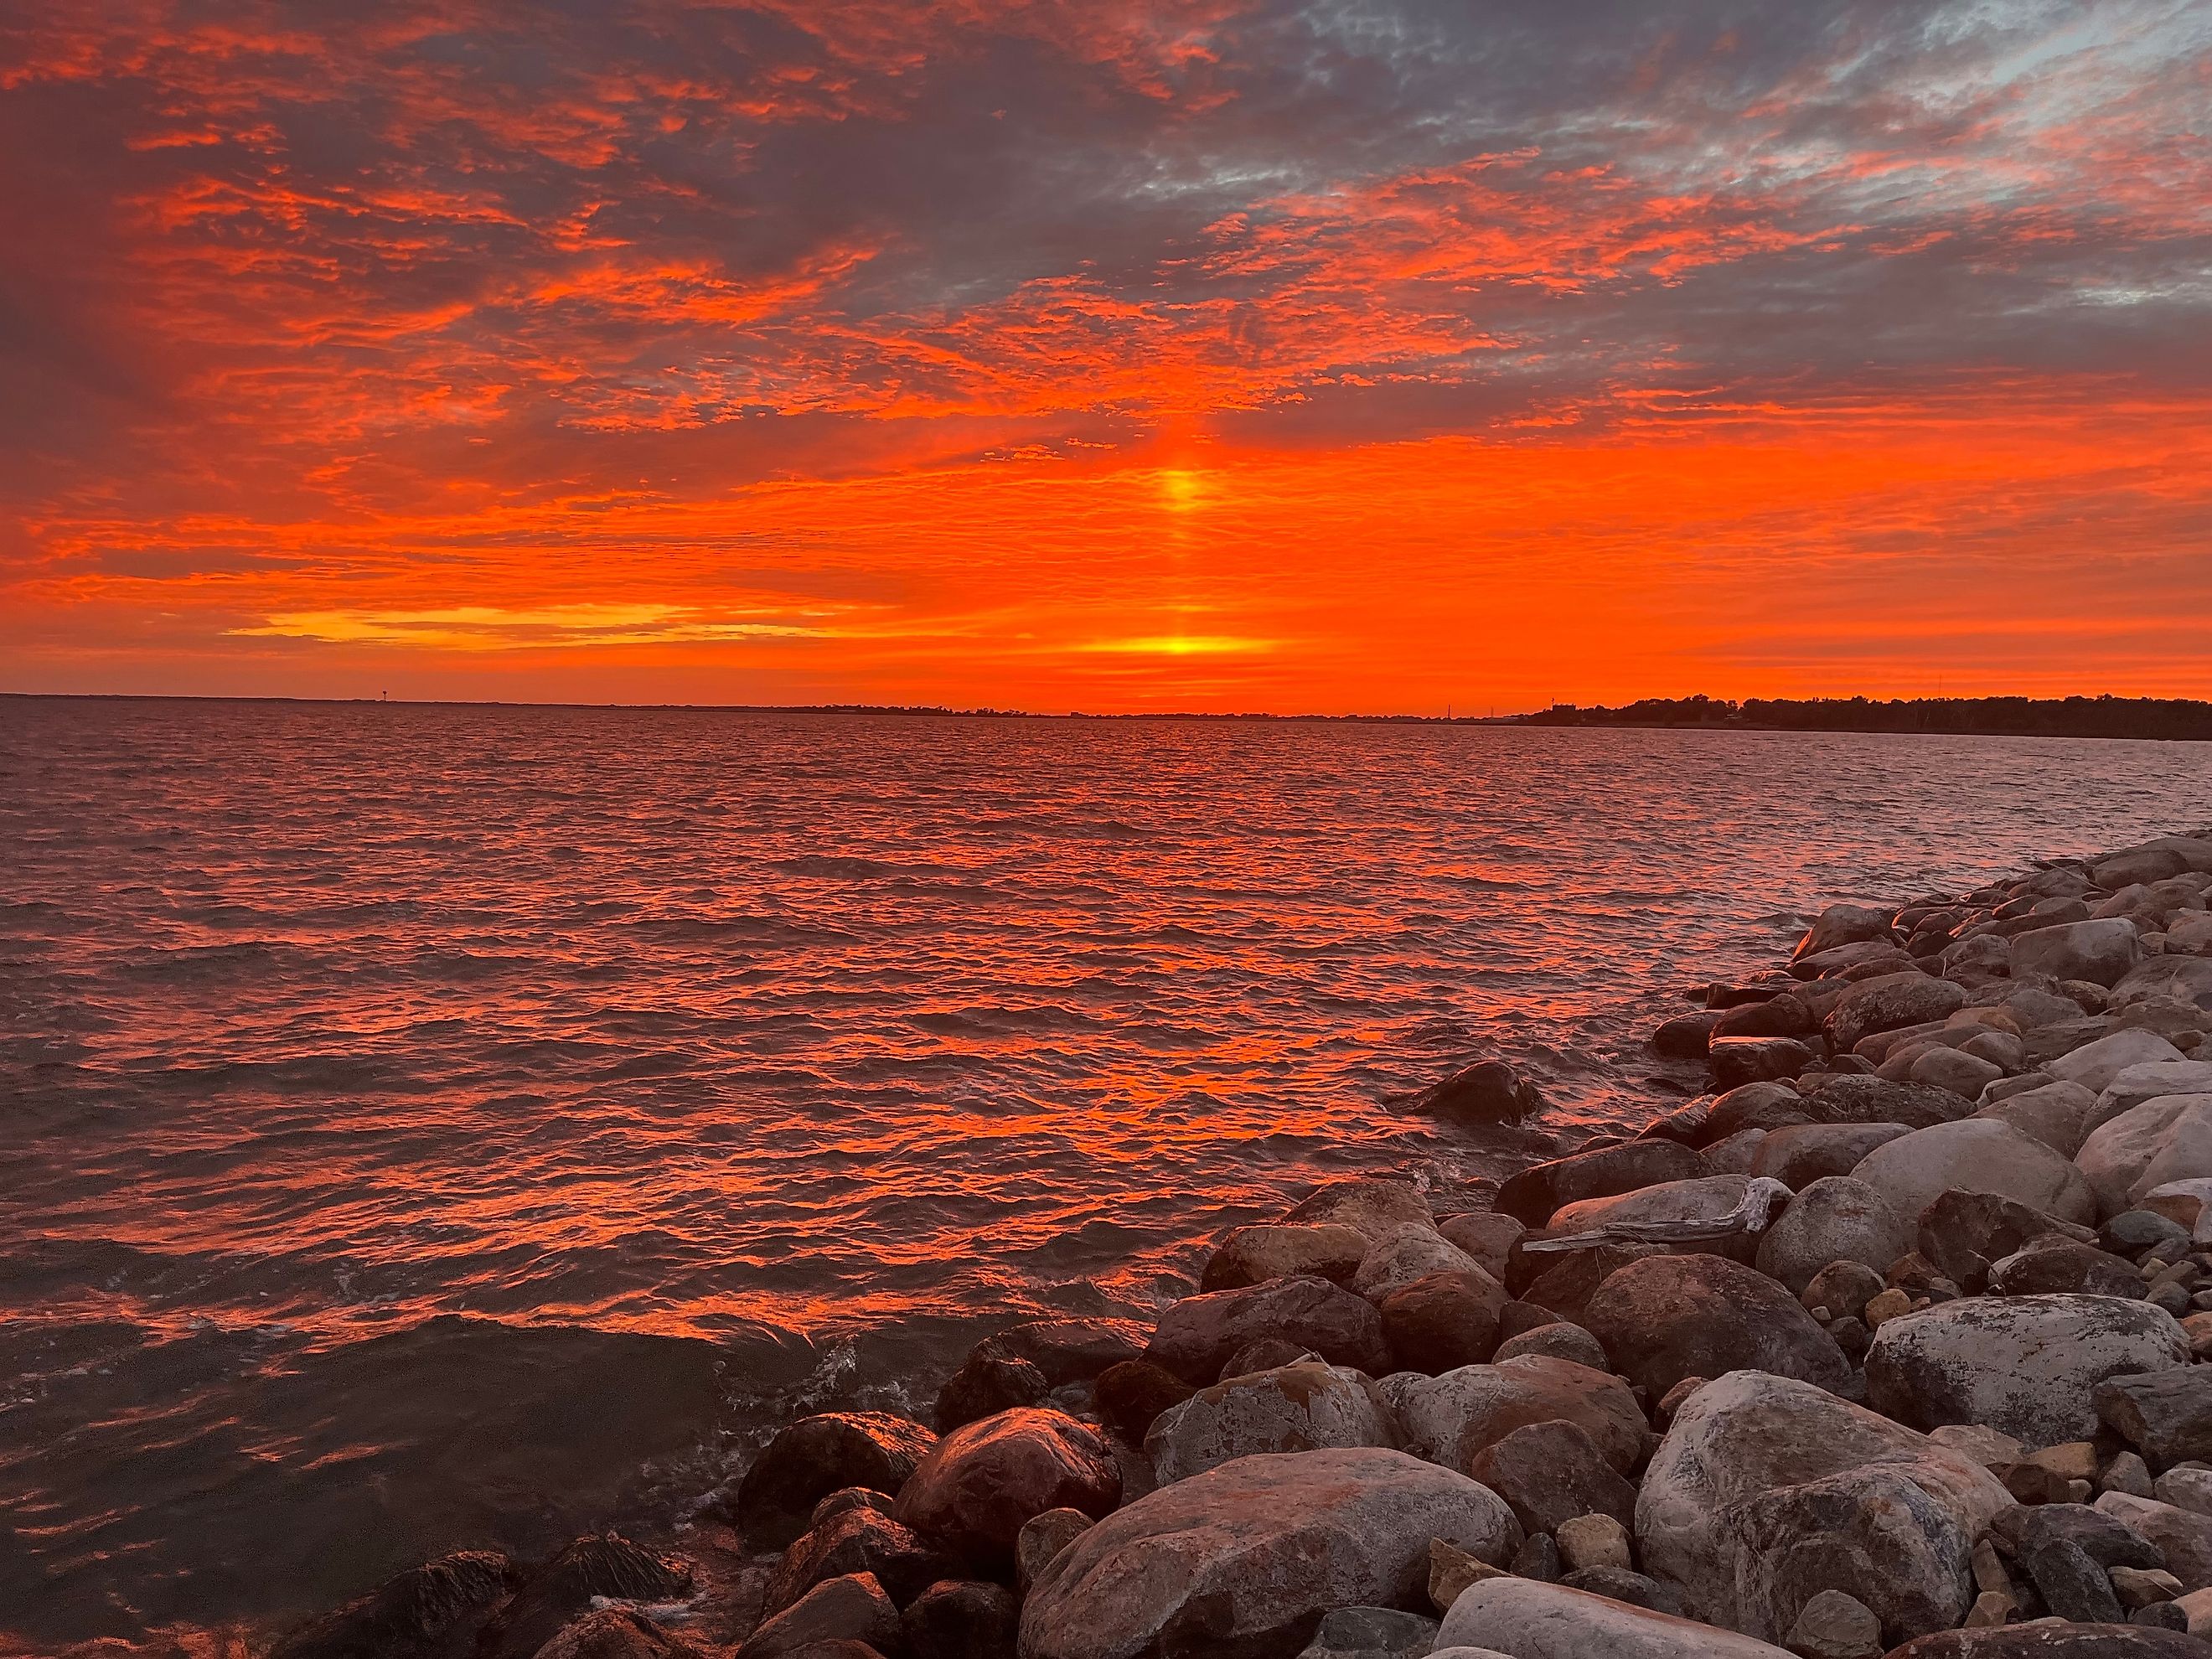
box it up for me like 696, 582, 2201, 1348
1510, 694, 2212, 741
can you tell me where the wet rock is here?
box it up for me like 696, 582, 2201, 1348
2052, 1031, 2193, 1097
1712, 1036, 1817, 1088
937, 1353, 1050, 1430
2096, 1369, 2212, 1466
2096, 1493, 2212, 1590
892, 1408, 1119, 1569
1291, 1606, 1439, 1659
1380, 1269, 1508, 1372
1492, 1320, 1610, 1369
1091, 1361, 1193, 1443
1352, 1224, 1488, 1303
1795, 905, 1900, 964
1987, 1236, 2143, 1298
902, 1579, 1017, 1659
1705, 1081, 1817, 1140
766, 1506, 949, 1614
1145, 1274, 1391, 1384
2013, 919, 2144, 988
738, 1414, 939, 1549
1656, 1008, 1725, 1058
1282, 1179, 1436, 1244
537, 1611, 704, 1659
483, 1534, 691, 1659
1466, 1419, 1636, 1533
1864, 1294, 2191, 1445
1638, 1370, 2010, 1644
1016, 1508, 1092, 1598
737, 1574, 899, 1659
1497, 1140, 1714, 1227
1975, 1080, 2099, 1157
1145, 1359, 1400, 1484
1755, 1176, 1912, 1295
266, 1550, 519, 1659
1202, 1223, 1370, 1292
1436, 1578, 1798, 1658
1849, 1120, 2096, 1229
1017, 1447, 1520, 1659
1415, 1059, 1545, 1126
1437, 1212, 1525, 1279
978, 1320, 1150, 1384
1583, 1253, 1850, 1398
2078, 1093, 2212, 1218
1829, 973, 1969, 1055
1751, 1123, 1912, 1188
1382, 1354, 1650, 1474
1916, 1188, 2093, 1293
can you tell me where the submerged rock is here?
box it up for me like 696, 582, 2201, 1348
266, 1550, 519, 1659
737, 1414, 939, 1549
1018, 1447, 1519, 1659
1414, 1059, 1545, 1125
483, 1534, 691, 1659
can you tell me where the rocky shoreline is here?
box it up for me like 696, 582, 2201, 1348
261, 829, 2212, 1659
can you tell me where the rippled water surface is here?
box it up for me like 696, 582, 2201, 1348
4, 697, 2209, 1649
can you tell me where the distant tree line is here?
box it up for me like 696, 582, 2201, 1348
1514, 694, 2212, 741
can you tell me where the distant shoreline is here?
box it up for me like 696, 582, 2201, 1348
7, 689, 2212, 742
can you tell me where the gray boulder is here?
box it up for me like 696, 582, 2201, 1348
1496, 1140, 1713, 1227
1973, 1079, 2097, 1157
2013, 919, 2142, 988
2076, 1093, 2212, 1218
1638, 1370, 2011, 1644
1203, 1224, 1370, 1291
1017, 1448, 1519, 1659
1865, 1294, 2191, 1445
1437, 1212, 1526, 1279
1282, 1180, 1436, 1244
1292, 1606, 1439, 1659
736, 1573, 899, 1659
2093, 1062, 2212, 1133
1850, 1119, 2096, 1227
1794, 1075, 1974, 1130
2094, 1491, 2212, 1592
1352, 1224, 1486, 1304
1582, 1254, 1849, 1399
1830, 974, 1969, 1054
2051, 1030, 2191, 1096
1755, 1176, 1912, 1295
1145, 1360, 1400, 1485
1548, 1175, 1760, 1258
1382, 1354, 1648, 1474
2111, 955, 2212, 1014
1435, 1578, 1797, 1658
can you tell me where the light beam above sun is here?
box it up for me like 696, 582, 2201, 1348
2, 1, 2209, 710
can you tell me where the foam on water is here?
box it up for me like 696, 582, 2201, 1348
2, 697, 2206, 1648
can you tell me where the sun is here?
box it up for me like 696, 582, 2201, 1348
1157, 468, 1209, 512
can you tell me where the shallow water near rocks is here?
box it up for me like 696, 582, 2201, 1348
2, 697, 2207, 1650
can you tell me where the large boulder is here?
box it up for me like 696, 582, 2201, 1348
1850, 1121, 2096, 1229
2111, 956, 2212, 1014
893, 1409, 1119, 1568
1435, 1578, 1797, 1658
1546, 1175, 1760, 1258
1382, 1354, 1648, 1474
1496, 1141, 1713, 1227
765, 1506, 949, 1613
1704, 1081, 1814, 1140
1795, 1075, 1972, 1131
1973, 1080, 2097, 1157
1829, 974, 1969, 1055
266, 1550, 519, 1659
1204, 1225, 1371, 1292
737, 1414, 939, 1548
2077, 1094, 2212, 1218
1414, 1061, 1545, 1126
1755, 1176, 1912, 1295
2013, 919, 2143, 988
1145, 1361, 1401, 1485
1292, 1607, 1439, 1659
1583, 1255, 1849, 1398
1147, 1275, 1391, 1384
2095, 1367, 2212, 1467
1638, 1371, 2011, 1645
1916, 1188, 2094, 1294
2094, 1491, 2212, 1591
1710, 1037, 1817, 1088
1465, 1419, 1636, 1533
1436, 1212, 1524, 1279
1282, 1180, 1436, 1244
2093, 1062, 2212, 1133
1352, 1225, 1487, 1303
1752, 1123, 1912, 1189
1380, 1271, 1509, 1372
1865, 1294, 2191, 1445
980, 1320, 1150, 1384
537, 1610, 703, 1659
736, 1573, 900, 1659
1017, 1448, 1520, 1659
2051, 1031, 2191, 1097
1795, 904, 1898, 963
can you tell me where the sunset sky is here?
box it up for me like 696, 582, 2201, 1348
4, 0, 2209, 712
